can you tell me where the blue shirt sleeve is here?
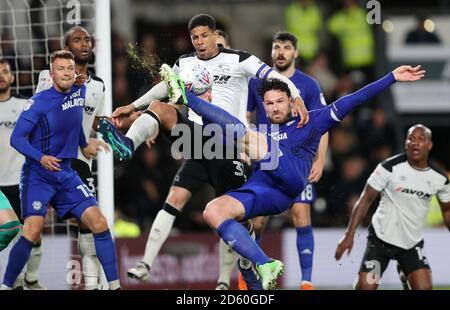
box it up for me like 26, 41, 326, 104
312, 72, 396, 134
10, 117, 43, 162
305, 79, 326, 111
20, 93, 50, 124
247, 78, 258, 112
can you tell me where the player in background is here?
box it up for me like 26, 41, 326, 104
215, 29, 231, 49
160, 63, 425, 289
0, 51, 120, 290
0, 60, 21, 257
35, 26, 109, 290
335, 124, 450, 290
0, 59, 47, 289
104, 13, 309, 284
0, 191, 19, 254
226, 31, 327, 290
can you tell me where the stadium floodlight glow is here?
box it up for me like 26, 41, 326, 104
382, 20, 394, 33
424, 19, 435, 33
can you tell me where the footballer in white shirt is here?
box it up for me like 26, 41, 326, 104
335, 124, 450, 290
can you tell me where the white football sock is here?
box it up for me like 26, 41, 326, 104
25, 242, 42, 282
78, 232, 100, 290
142, 209, 176, 267
108, 280, 121, 290
217, 239, 237, 286
126, 112, 159, 150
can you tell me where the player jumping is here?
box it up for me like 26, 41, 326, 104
159, 63, 424, 289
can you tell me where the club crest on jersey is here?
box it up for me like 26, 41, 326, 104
23, 99, 34, 111
218, 64, 230, 72
32, 201, 42, 211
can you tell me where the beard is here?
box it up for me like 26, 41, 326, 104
274, 57, 293, 72
74, 52, 92, 65
269, 111, 292, 125
0, 84, 10, 94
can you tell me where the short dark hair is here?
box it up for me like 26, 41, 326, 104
259, 78, 291, 98
50, 50, 75, 64
216, 29, 230, 46
63, 26, 90, 47
188, 14, 216, 33
272, 31, 298, 50
0, 59, 12, 71
407, 124, 433, 141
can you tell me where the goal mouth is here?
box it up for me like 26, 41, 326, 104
0, 0, 96, 97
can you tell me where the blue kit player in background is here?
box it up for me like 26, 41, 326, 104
0, 51, 120, 290
246, 31, 328, 290
160, 63, 425, 290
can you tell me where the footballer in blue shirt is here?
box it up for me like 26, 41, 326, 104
1, 51, 120, 290
160, 63, 425, 290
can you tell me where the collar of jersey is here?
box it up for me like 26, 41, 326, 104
197, 48, 221, 61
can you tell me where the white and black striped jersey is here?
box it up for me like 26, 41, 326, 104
36, 70, 105, 167
368, 153, 450, 249
0, 94, 27, 185
174, 46, 297, 125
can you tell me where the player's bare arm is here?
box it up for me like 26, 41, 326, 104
439, 200, 450, 232
292, 96, 309, 128
335, 184, 380, 260
309, 133, 329, 183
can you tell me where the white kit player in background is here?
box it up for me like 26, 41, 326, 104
336, 124, 450, 290
110, 13, 309, 285
35, 26, 109, 290
0, 59, 47, 290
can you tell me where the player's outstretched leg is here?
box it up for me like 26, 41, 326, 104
203, 195, 284, 290
159, 64, 187, 105
128, 187, 190, 282
97, 117, 134, 161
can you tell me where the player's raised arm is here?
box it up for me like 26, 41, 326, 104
335, 184, 380, 260
392, 65, 426, 82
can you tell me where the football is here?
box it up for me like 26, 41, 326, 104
179, 62, 212, 95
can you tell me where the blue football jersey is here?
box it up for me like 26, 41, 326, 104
17, 85, 87, 163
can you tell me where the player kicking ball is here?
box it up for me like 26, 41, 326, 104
159, 63, 424, 289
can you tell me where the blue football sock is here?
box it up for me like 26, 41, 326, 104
186, 91, 247, 141
217, 219, 270, 266
2, 236, 33, 287
93, 230, 119, 282
255, 234, 262, 245
296, 225, 314, 282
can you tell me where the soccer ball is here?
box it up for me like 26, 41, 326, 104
179, 62, 212, 95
